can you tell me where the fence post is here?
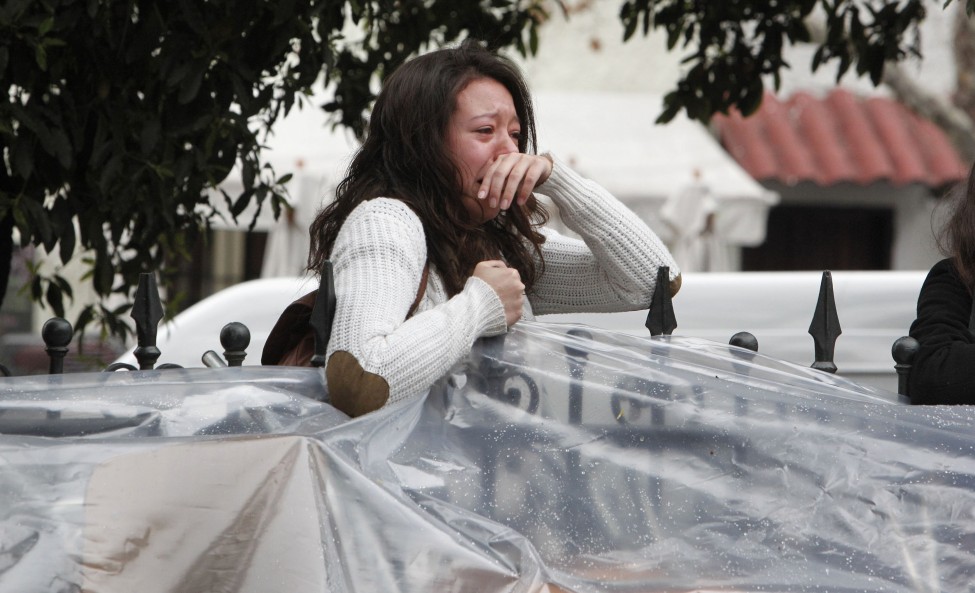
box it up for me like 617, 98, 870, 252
645, 266, 677, 336
309, 261, 336, 368
131, 272, 164, 370
730, 331, 759, 352
808, 271, 841, 374
42, 318, 72, 374
892, 336, 919, 398
221, 322, 250, 367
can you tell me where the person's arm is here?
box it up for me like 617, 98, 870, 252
908, 258, 975, 404
325, 198, 507, 416
527, 154, 680, 315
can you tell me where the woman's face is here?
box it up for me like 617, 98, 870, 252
446, 77, 521, 223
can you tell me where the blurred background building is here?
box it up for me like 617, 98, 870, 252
8, 0, 970, 371
214, 0, 968, 292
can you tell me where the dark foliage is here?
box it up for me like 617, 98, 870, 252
619, 0, 969, 123
0, 0, 548, 338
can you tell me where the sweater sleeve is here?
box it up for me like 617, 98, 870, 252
908, 258, 975, 404
528, 154, 680, 315
326, 198, 507, 414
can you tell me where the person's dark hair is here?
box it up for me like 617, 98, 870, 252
308, 39, 548, 296
938, 160, 975, 292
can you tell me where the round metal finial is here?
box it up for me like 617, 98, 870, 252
892, 335, 919, 365
42, 318, 73, 347
42, 317, 73, 374
220, 322, 251, 367
729, 331, 759, 352
892, 335, 919, 398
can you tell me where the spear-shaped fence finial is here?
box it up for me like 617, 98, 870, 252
309, 261, 336, 368
809, 270, 841, 374
645, 266, 677, 337
131, 272, 164, 370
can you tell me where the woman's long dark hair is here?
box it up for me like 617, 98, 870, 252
308, 39, 548, 296
938, 160, 975, 292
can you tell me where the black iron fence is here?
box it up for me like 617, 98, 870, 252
0, 265, 920, 397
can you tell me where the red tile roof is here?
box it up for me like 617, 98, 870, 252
714, 89, 969, 189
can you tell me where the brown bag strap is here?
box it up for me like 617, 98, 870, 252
406, 261, 430, 319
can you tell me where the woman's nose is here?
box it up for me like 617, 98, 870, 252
498, 133, 518, 154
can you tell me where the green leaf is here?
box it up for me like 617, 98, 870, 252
75, 305, 95, 336
178, 63, 207, 104
31, 275, 42, 302
868, 56, 885, 85
38, 16, 54, 36
46, 281, 65, 317
176, 0, 207, 35
231, 187, 255, 218
35, 44, 47, 70
20, 198, 54, 247
656, 92, 682, 124
623, 17, 638, 42
93, 251, 114, 295
54, 273, 74, 300
11, 138, 34, 179
739, 80, 765, 117
99, 154, 124, 194
50, 127, 73, 169
58, 218, 76, 264
139, 119, 160, 155
811, 46, 825, 72
273, 0, 297, 25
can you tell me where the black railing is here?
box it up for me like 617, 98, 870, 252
892, 335, 920, 397
0, 266, 918, 397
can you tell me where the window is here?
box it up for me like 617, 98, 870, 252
742, 206, 894, 271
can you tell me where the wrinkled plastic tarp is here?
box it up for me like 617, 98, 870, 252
2, 322, 974, 593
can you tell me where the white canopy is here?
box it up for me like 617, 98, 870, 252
531, 91, 778, 250
533, 91, 771, 201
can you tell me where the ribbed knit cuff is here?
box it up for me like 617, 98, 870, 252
535, 153, 591, 213
535, 152, 681, 285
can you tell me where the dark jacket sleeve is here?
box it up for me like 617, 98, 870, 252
908, 258, 975, 404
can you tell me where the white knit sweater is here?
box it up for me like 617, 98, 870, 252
326, 155, 679, 406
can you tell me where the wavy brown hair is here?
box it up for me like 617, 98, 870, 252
308, 40, 548, 296
938, 160, 975, 292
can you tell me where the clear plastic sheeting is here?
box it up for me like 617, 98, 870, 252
2, 322, 974, 592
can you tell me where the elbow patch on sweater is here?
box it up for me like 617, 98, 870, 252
325, 351, 390, 417
670, 274, 682, 296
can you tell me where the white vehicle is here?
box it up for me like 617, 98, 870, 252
115, 270, 926, 393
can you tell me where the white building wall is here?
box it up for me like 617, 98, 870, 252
514, 0, 961, 98
510, 2, 681, 93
